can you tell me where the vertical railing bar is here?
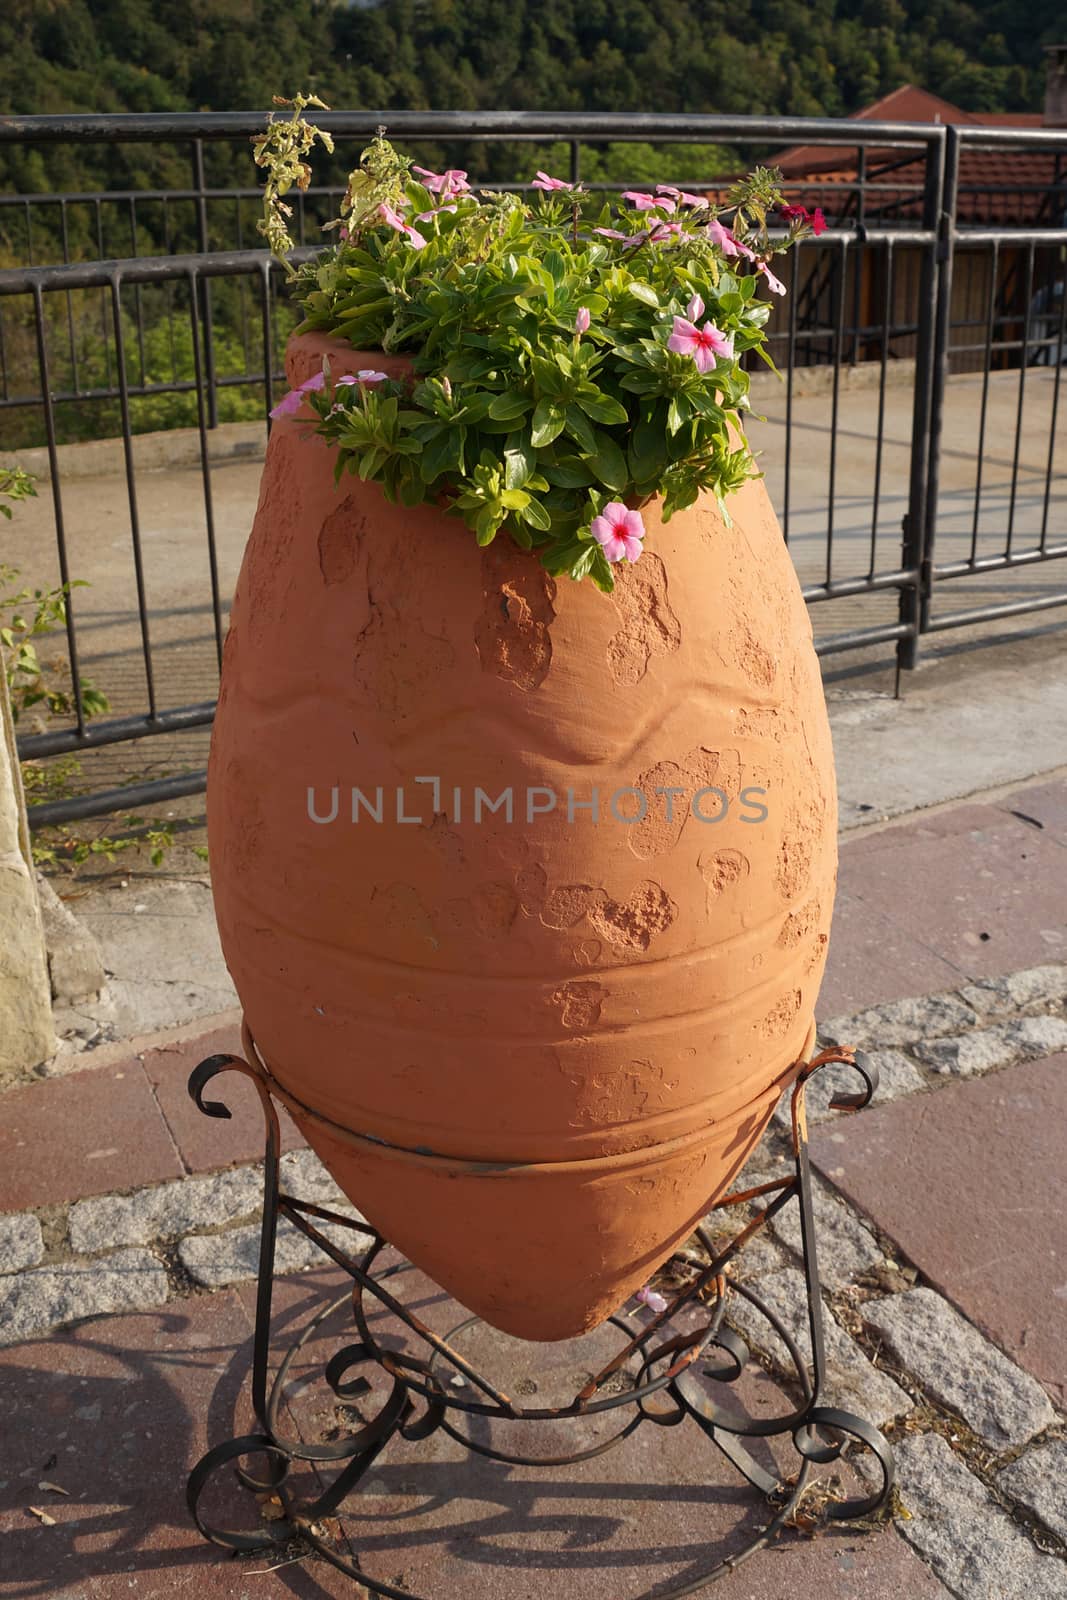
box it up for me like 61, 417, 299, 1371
1005, 241, 1035, 558
917, 127, 957, 641
824, 238, 847, 586
59, 198, 80, 395
129, 196, 147, 389
32, 282, 86, 740
570, 140, 581, 187
95, 198, 112, 391
260, 260, 276, 420
0, 303, 9, 402
235, 193, 252, 374
187, 266, 226, 671
898, 128, 949, 671
782, 244, 798, 545
1040, 255, 1067, 548
191, 139, 219, 428
969, 240, 999, 565
161, 193, 178, 381
24, 199, 34, 266
851, 147, 866, 365
867, 239, 893, 581
108, 274, 157, 720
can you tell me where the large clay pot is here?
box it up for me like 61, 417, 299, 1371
208, 333, 837, 1342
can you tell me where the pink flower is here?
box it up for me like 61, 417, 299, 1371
378, 202, 426, 249
686, 291, 705, 321
268, 369, 326, 420
635, 1285, 669, 1315
667, 315, 734, 373
415, 203, 458, 222
759, 261, 787, 296
780, 202, 827, 237
335, 370, 389, 387
531, 170, 573, 191
657, 184, 707, 209
412, 165, 470, 197
593, 226, 632, 241
338, 224, 350, 243
707, 218, 755, 262
591, 502, 645, 564
574, 306, 591, 334
622, 190, 675, 213
646, 221, 684, 242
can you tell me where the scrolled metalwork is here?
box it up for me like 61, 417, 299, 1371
184, 1033, 896, 1597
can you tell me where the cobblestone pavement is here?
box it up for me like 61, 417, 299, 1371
1, 789, 1065, 1597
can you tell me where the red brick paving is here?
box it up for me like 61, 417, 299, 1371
818, 888, 965, 1017
810, 1053, 1067, 1411
142, 1025, 304, 1175
0, 1284, 364, 1598
994, 778, 1067, 845
0, 1062, 182, 1211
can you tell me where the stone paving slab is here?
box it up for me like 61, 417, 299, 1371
998, 1438, 1067, 1543
835, 807, 1067, 978
862, 1288, 1055, 1449
0, 1062, 182, 1211
810, 1054, 1067, 1410
894, 1432, 1066, 1599
726, 1267, 912, 1426
0, 1213, 44, 1274
0, 1249, 170, 1348
141, 1026, 304, 1174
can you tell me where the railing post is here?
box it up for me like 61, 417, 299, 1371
897, 129, 949, 673
191, 138, 219, 429
920, 125, 959, 637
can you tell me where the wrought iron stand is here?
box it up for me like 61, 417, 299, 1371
185, 1038, 894, 1596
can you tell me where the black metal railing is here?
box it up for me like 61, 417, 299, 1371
0, 111, 1064, 825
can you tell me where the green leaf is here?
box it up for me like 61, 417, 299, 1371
584, 429, 629, 492
530, 400, 566, 448
487, 392, 531, 421
575, 389, 629, 426
563, 404, 597, 455
627, 282, 660, 307
504, 432, 536, 490
520, 497, 553, 532
542, 457, 595, 489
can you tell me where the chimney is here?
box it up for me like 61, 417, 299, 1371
1045, 45, 1067, 126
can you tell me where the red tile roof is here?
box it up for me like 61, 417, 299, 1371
774, 85, 1065, 225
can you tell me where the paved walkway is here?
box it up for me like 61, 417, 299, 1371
2, 780, 1066, 1597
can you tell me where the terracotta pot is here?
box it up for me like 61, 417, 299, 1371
208, 332, 837, 1342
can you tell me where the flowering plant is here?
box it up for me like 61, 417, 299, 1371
257, 96, 820, 589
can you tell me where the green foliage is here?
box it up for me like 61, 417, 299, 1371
1, 562, 110, 723
0, 464, 37, 516
252, 92, 334, 271
270, 132, 810, 585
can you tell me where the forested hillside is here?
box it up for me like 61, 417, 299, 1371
2, 0, 1058, 131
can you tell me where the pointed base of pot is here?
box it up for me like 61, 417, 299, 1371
274, 1071, 787, 1343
